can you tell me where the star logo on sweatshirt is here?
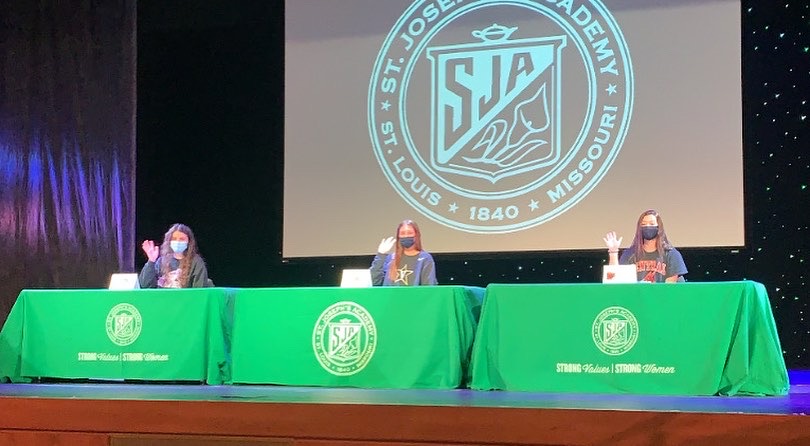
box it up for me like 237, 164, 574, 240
395, 265, 413, 285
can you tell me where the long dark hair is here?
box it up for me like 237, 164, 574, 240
388, 219, 423, 281
628, 209, 673, 261
159, 223, 199, 287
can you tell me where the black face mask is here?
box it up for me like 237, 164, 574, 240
641, 226, 659, 240
399, 237, 415, 248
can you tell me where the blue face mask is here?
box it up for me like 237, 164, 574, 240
399, 237, 415, 248
641, 226, 659, 240
170, 240, 188, 254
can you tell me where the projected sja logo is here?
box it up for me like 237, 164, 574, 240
369, 0, 633, 233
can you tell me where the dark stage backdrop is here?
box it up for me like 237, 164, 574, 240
0, 0, 137, 323
135, 1, 804, 367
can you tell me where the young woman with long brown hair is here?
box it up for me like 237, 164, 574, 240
139, 223, 209, 288
604, 209, 687, 283
370, 219, 437, 286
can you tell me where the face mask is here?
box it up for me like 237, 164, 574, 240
170, 240, 188, 253
641, 226, 659, 240
399, 237, 415, 248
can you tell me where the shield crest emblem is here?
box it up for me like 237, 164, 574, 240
427, 26, 566, 183
328, 320, 362, 362
114, 314, 134, 337
602, 319, 628, 347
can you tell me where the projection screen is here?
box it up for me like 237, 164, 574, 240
284, 0, 743, 257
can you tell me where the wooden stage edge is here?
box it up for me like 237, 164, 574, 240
0, 396, 809, 446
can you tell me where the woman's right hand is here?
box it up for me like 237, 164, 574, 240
377, 236, 396, 254
603, 231, 622, 251
142, 240, 160, 263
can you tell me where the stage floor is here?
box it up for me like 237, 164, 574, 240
1, 371, 808, 445
1, 370, 809, 414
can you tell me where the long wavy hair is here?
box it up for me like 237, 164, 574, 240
388, 219, 424, 281
159, 223, 199, 288
627, 209, 673, 261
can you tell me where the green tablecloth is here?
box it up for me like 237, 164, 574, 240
469, 281, 789, 395
0, 288, 230, 384
229, 286, 484, 389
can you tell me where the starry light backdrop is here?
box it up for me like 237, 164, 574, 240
134, 1, 810, 367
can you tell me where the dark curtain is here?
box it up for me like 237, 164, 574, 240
0, 0, 136, 324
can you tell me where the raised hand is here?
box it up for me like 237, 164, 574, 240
377, 236, 396, 254
142, 240, 160, 263
603, 231, 622, 251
